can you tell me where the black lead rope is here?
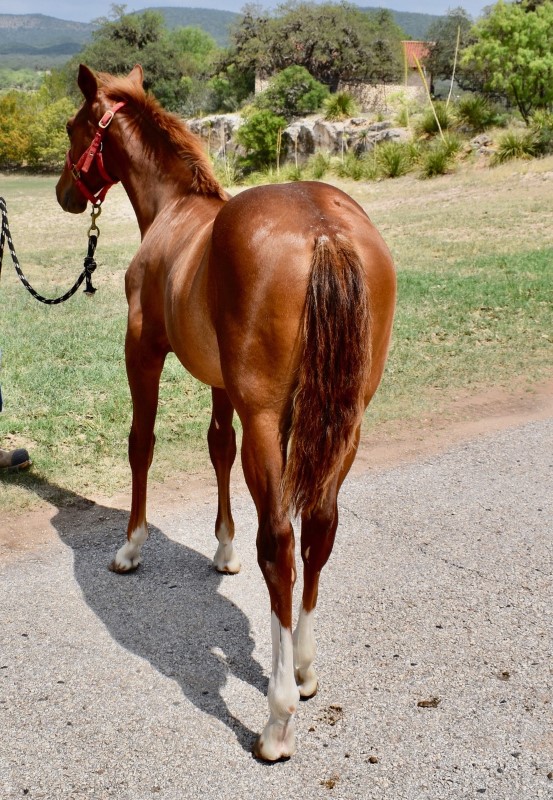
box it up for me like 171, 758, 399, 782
0, 196, 99, 304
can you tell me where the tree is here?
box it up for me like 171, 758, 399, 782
219, 1, 403, 93
60, 4, 221, 114
0, 86, 75, 169
461, 0, 553, 122
424, 7, 474, 83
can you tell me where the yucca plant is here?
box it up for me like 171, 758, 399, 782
324, 92, 359, 121
529, 111, 553, 156
419, 135, 460, 178
376, 141, 413, 178
491, 129, 537, 165
455, 94, 501, 133
417, 101, 453, 136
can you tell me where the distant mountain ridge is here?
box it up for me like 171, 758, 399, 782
0, 7, 442, 68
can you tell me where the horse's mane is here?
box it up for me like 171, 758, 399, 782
98, 71, 226, 200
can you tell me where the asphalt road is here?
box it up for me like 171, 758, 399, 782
1, 418, 552, 800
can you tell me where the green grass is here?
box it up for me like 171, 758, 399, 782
1, 167, 552, 511
365, 250, 552, 433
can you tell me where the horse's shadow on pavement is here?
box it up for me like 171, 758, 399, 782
38, 481, 267, 754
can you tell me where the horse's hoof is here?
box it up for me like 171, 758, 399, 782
108, 559, 140, 574
252, 735, 293, 763
213, 542, 241, 574
296, 667, 318, 699
252, 719, 296, 762
299, 683, 318, 700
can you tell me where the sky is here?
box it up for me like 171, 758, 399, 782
0, 0, 493, 23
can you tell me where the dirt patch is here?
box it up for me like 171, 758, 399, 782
1, 377, 551, 564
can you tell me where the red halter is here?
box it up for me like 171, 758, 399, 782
66, 101, 126, 206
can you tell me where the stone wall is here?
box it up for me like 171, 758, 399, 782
338, 82, 426, 113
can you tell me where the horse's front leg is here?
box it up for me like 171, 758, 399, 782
208, 387, 240, 573
110, 328, 167, 573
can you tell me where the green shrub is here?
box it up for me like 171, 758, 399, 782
211, 151, 243, 186
324, 92, 359, 121
529, 110, 553, 156
282, 164, 304, 181
0, 87, 75, 169
491, 129, 537, 165
359, 152, 379, 181
395, 105, 410, 128
419, 135, 460, 178
455, 94, 506, 133
376, 141, 414, 178
307, 151, 331, 179
255, 66, 328, 121
334, 152, 366, 180
236, 109, 287, 170
417, 101, 453, 136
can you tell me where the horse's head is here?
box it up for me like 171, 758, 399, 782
56, 64, 143, 214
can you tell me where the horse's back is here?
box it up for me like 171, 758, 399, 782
209, 181, 396, 413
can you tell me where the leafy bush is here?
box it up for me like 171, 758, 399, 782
0, 87, 75, 169
236, 109, 287, 170
255, 66, 328, 121
491, 129, 537, 165
324, 92, 359, 121
417, 101, 453, 136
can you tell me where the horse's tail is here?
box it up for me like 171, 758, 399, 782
281, 233, 371, 517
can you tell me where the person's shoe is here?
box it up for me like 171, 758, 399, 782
0, 448, 32, 471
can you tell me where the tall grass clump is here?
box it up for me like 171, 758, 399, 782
420, 134, 461, 178
334, 151, 366, 180
211, 151, 243, 186
417, 101, 453, 136
529, 110, 553, 156
307, 151, 332, 179
491, 129, 537, 165
324, 91, 359, 121
455, 94, 505, 133
376, 141, 414, 178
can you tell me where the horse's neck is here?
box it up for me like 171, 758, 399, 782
121, 156, 200, 239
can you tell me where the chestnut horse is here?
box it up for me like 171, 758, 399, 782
56, 64, 396, 760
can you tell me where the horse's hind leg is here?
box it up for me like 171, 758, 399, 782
241, 414, 299, 761
110, 334, 166, 573
208, 387, 240, 573
293, 426, 361, 698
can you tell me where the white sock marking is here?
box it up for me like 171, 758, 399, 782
113, 523, 148, 571
293, 608, 318, 697
256, 613, 299, 760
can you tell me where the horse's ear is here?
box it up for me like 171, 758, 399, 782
77, 64, 98, 102
129, 64, 144, 87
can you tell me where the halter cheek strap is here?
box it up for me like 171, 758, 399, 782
67, 101, 126, 206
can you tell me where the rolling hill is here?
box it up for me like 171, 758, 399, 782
0, 7, 442, 69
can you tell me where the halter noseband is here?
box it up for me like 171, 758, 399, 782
66, 101, 126, 206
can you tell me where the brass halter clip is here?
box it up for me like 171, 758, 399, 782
87, 203, 102, 238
